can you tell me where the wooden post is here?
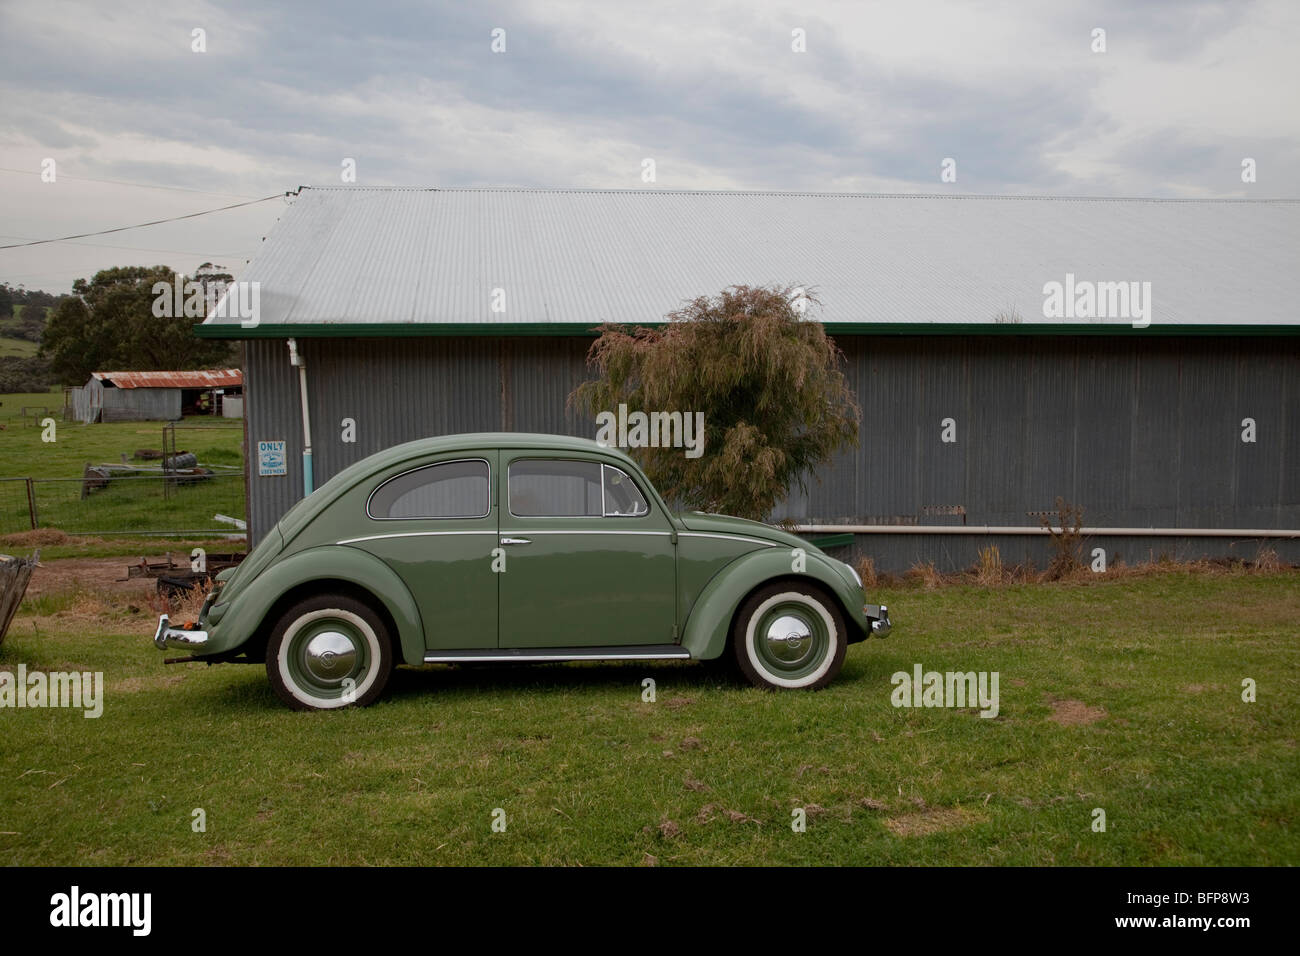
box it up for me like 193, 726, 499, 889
24, 477, 36, 530
0, 551, 39, 649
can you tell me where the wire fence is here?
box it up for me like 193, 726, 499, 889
0, 472, 246, 537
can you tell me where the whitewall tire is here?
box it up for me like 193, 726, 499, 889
732, 583, 847, 690
266, 594, 394, 711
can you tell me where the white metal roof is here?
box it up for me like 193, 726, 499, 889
202, 187, 1300, 334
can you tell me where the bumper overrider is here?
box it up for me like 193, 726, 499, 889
863, 603, 892, 638
153, 614, 209, 651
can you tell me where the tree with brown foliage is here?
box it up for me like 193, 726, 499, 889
570, 284, 859, 520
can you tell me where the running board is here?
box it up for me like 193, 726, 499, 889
423, 645, 691, 664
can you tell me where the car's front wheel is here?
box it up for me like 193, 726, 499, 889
732, 582, 847, 690
266, 594, 393, 710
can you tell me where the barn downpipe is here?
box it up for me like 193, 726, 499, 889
288, 338, 314, 495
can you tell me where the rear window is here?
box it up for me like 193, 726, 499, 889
367, 459, 490, 519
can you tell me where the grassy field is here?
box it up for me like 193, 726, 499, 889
0, 389, 245, 535
0, 337, 38, 358
0, 308, 41, 357
1, 567, 1295, 866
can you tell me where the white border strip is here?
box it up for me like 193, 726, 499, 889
793, 524, 1300, 538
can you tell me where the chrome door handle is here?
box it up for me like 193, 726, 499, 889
500, 537, 531, 545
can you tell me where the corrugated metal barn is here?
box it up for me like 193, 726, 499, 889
200, 187, 1300, 570
69, 369, 244, 423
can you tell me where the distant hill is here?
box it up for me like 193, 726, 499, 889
0, 284, 58, 392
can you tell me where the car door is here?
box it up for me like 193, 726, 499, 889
497, 453, 677, 648
348, 450, 499, 650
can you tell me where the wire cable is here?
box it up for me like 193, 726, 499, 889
0, 194, 287, 250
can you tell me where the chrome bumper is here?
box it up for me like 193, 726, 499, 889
153, 614, 209, 651
864, 604, 892, 638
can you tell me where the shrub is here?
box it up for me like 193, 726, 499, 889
1040, 497, 1085, 580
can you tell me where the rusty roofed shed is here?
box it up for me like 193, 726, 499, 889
70, 369, 243, 423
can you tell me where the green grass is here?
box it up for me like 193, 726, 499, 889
1, 569, 1295, 865
0, 337, 38, 358
0, 388, 61, 429
0, 390, 244, 535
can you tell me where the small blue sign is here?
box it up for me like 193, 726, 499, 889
258, 439, 287, 476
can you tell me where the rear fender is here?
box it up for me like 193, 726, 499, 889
204, 545, 426, 665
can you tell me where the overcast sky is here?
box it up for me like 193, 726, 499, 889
1, 0, 1297, 292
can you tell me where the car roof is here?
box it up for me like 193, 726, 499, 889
319, 433, 642, 497
374, 432, 631, 461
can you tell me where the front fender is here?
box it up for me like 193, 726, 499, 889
202, 545, 426, 665
680, 548, 869, 661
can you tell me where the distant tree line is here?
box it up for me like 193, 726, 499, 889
34, 265, 239, 385
0, 283, 62, 392
0, 283, 61, 339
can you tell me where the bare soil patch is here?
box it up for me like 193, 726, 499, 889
24, 557, 153, 601
1046, 696, 1108, 726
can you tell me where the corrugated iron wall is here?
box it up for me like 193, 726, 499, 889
68, 381, 182, 423
245, 337, 593, 540
245, 335, 1298, 569
100, 387, 181, 422
69, 383, 98, 424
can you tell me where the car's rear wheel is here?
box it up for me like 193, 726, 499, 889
732, 582, 847, 690
266, 594, 393, 710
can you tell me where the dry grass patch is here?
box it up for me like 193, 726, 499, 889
1046, 696, 1108, 726
1254, 544, 1281, 573
853, 554, 878, 589
0, 529, 80, 550
974, 545, 1005, 586
143, 580, 212, 623
884, 806, 983, 837
906, 560, 942, 590
109, 674, 185, 694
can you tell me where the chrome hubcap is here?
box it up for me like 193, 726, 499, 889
765, 613, 815, 665
304, 630, 357, 683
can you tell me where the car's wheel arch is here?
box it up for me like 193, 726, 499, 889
679, 547, 864, 661
214, 546, 426, 666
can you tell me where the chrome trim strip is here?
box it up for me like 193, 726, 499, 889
423, 649, 692, 663
344, 529, 772, 545
338, 530, 497, 545
500, 529, 671, 536
678, 532, 778, 547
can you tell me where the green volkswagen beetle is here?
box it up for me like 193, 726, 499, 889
153, 433, 891, 710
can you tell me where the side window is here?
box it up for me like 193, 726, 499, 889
602, 464, 649, 517
368, 459, 489, 519
509, 459, 602, 517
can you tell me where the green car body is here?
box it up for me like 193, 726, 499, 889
154, 433, 891, 709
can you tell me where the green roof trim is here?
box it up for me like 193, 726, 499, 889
196, 321, 1300, 340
